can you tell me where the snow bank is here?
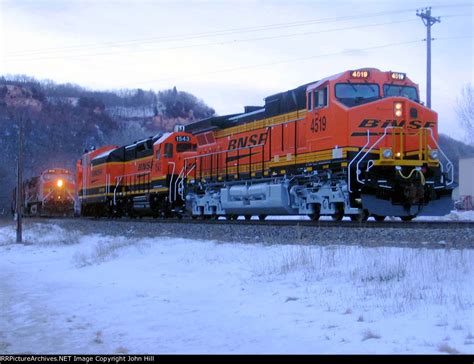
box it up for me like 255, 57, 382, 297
0, 223, 472, 354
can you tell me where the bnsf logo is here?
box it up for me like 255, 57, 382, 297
138, 161, 152, 171
358, 119, 436, 129
228, 133, 268, 150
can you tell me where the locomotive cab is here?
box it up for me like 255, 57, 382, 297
312, 68, 454, 219
23, 168, 76, 217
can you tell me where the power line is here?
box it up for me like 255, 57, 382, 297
4, 10, 467, 63
5, 3, 471, 58
5, 19, 418, 62
121, 35, 473, 88
5, 8, 419, 58
122, 39, 424, 87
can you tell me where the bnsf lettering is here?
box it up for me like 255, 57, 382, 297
138, 161, 152, 171
381, 120, 406, 128
91, 169, 102, 176
408, 120, 422, 129
228, 133, 268, 150
358, 119, 436, 129
359, 119, 379, 128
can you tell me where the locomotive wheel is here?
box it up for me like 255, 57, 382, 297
331, 204, 344, 222
244, 215, 252, 221
373, 215, 386, 222
400, 215, 415, 222
350, 209, 369, 222
258, 214, 267, 221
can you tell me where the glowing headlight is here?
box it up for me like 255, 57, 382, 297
429, 149, 439, 160
382, 149, 393, 159
394, 102, 403, 117
57, 179, 64, 188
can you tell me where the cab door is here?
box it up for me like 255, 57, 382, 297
305, 83, 331, 152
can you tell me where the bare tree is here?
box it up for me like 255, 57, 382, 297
457, 84, 474, 145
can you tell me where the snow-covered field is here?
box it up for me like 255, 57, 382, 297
0, 223, 473, 354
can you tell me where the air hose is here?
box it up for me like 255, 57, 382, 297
397, 168, 426, 185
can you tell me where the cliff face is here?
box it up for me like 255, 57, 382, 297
1, 85, 43, 112
0, 76, 216, 213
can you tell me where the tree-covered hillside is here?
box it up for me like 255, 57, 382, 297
0, 75, 215, 214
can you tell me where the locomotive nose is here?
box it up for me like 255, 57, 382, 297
56, 179, 64, 188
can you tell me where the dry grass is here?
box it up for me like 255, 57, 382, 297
115, 346, 129, 354
258, 245, 473, 314
437, 342, 460, 354
94, 331, 103, 344
73, 236, 146, 267
361, 330, 381, 341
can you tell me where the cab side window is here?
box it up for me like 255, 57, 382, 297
307, 91, 312, 111
314, 87, 328, 109
164, 143, 173, 158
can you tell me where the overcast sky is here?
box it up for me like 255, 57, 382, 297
1, 0, 472, 139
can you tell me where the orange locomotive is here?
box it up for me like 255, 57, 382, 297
20, 168, 76, 216
77, 127, 197, 217
184, 68, 454, 221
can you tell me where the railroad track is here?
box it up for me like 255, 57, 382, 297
73, 216, 474, 230
11, 216, 474, 248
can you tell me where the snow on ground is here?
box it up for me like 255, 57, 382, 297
0, 223, 473, 354
234, 210, 474, 221
413, 210, 474, 221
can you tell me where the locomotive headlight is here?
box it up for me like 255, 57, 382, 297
429, 149, 439, 160
394, 102, 403, 117
382, 148, 393, 159
57, 179, 64, 188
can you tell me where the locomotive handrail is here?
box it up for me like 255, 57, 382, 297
115, 171, 151, 178
183, 143, 265, 160
174, 165, 186, 202
356, 126, 398, 185
113, 176, 123, 206
168, 162, 176, 203
426, 127, 454, 185
184, 143, 266, 181
185, 162, 196, 178
348, 130, 371, 193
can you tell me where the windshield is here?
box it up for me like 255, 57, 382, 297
335, 83, 380, 107
384, 84, 419, 102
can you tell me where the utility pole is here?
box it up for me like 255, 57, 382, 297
16, 118, 23, 243
417, 7, 440, 109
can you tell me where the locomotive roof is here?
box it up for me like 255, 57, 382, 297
186, 81, 316, 134
92, 148, 117, 160
153, 132, 171, 145
185, 68, 405, 135
42, 168, 71, 175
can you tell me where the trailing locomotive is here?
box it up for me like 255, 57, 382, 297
183, 68, 454, 221
77, 127, 197, 217
14, 168, 76, 217
77, 68, 454, 221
